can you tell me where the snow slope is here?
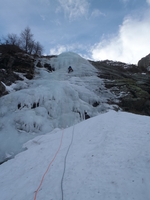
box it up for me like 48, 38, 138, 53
0, 52, 116, 163
0, 110, 150, 200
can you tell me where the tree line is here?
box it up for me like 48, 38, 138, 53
0, 27, 43, 56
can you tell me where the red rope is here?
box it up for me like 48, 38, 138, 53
34, 129, 64, 200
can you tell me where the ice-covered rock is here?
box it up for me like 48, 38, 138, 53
0, 52, 114, 163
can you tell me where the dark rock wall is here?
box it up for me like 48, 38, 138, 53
90, 60, 150, 116
0, 45, 35, 97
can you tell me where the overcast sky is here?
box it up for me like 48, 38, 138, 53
0, 0, 150, 64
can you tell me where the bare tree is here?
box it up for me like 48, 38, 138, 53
28, 40, 35, 55
33, 41, 43, 56
2, 33, 20, 46
20, 26, 33, 53
8, 33, 19, 46
1, 27, 44, 56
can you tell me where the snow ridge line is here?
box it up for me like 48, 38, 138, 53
61, 125, 75, 200
34, 129, 64, 200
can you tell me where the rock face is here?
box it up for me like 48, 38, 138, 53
36, 59, 55, 71
138, 53, 150, 69
90, 60, 150, 116
0, 45, 35, 97
36, 60, 43, 68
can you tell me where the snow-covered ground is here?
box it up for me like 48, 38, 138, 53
0, 52, 150, 199
0, 110, 150, 200
0, 52, 116, 163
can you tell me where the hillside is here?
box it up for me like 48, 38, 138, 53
90, 60, 150, 116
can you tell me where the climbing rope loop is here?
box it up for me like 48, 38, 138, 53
34, 83, 75, 200
34, 129, 64, 200
34, 125, 75, 200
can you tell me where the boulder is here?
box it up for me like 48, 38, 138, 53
36, 61, 43, 68
138, 53, 150, 69
44, 63, 55, 72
